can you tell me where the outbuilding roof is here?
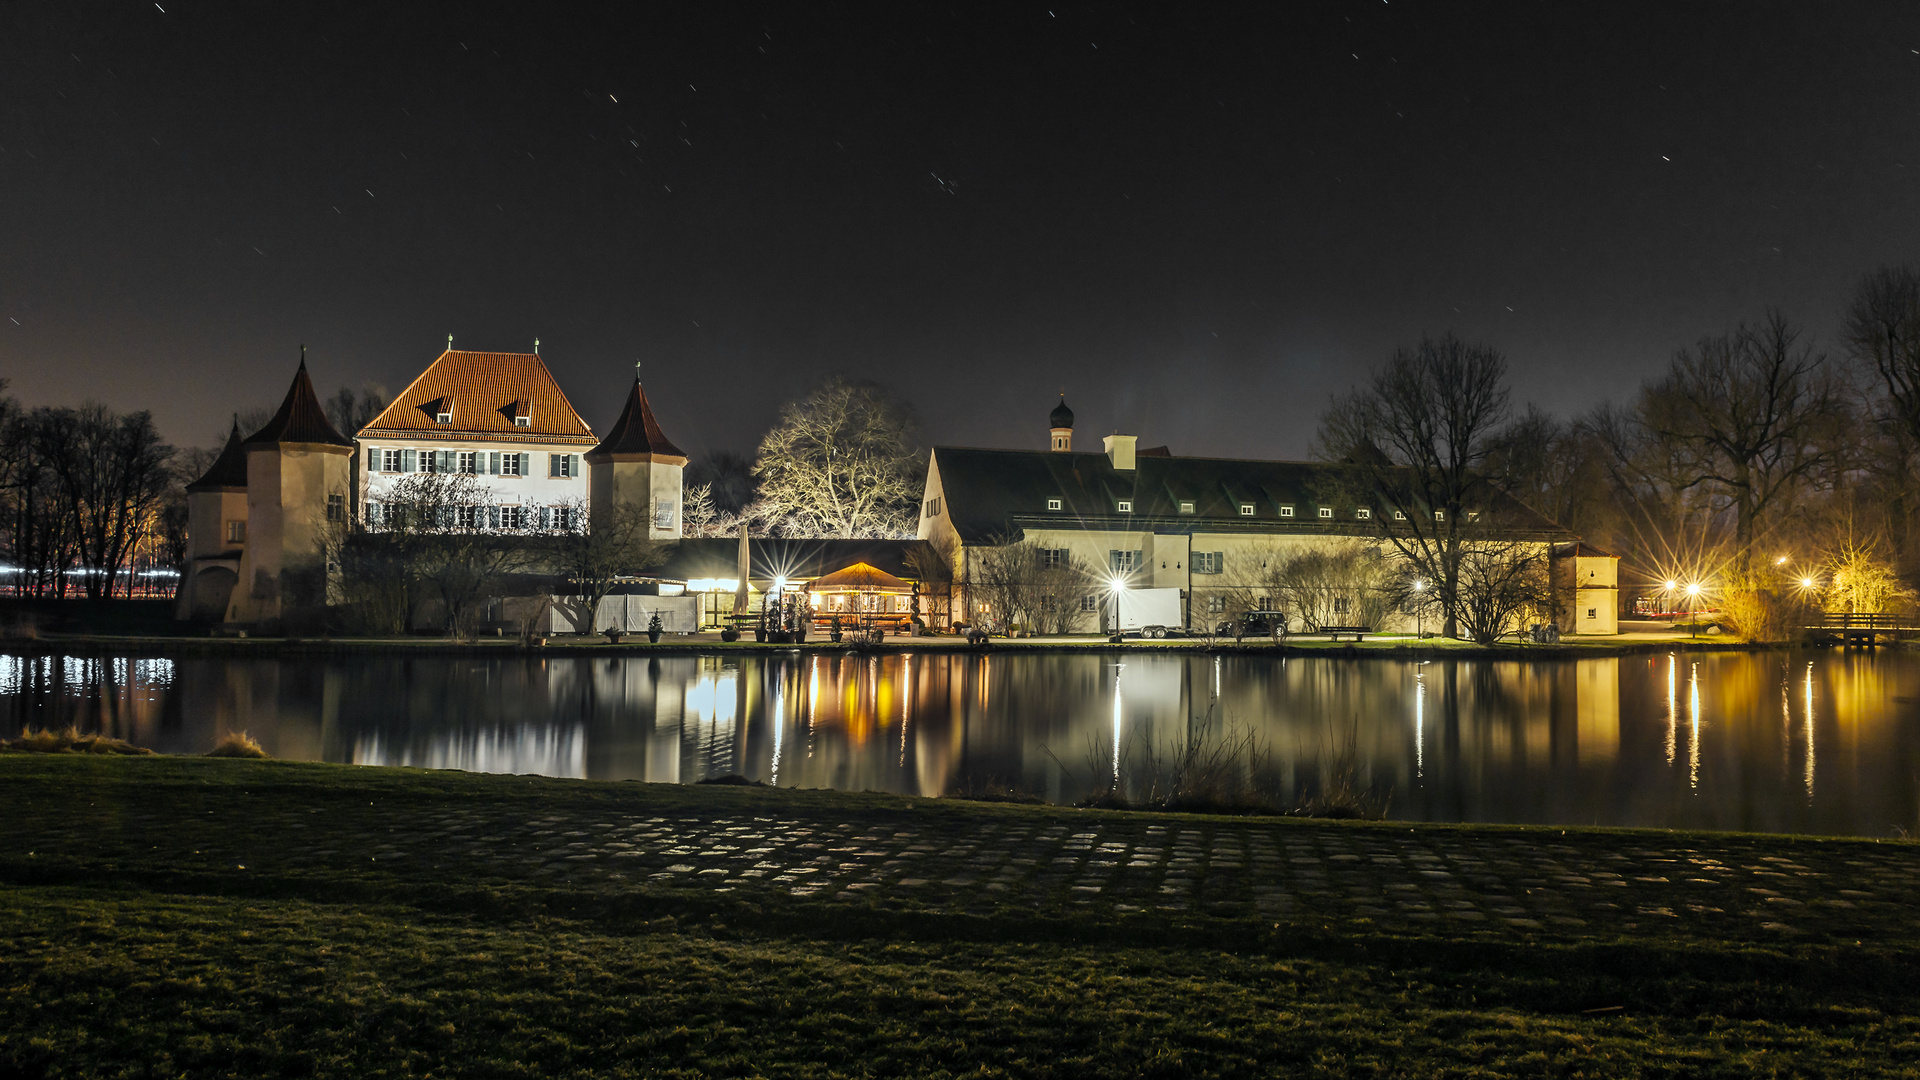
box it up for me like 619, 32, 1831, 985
652, 538, 938, 585
357, 350, 597, 445
928, 446, 1570, 544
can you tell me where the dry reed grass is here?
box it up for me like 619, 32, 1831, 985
1, 726, 153, 755
205, 731, 269, 758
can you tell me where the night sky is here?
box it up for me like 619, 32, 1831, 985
6, 2, 1920, 462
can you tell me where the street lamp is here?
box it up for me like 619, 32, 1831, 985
1106, 574, 1127, 637
1412, 579, 1425, 638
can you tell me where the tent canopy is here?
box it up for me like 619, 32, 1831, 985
806, 562, 913, 593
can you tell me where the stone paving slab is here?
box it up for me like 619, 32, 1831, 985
10, 780, 1916, 946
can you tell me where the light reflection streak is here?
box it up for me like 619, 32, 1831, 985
1665, 654, 1677, 766
1688, 661, 1701, 789
1111, 662, 1124, 785
771, 666, 786, 787
900, 654, 911, 766
1804, 660, 1816, 800
1414, 666, 1425, 779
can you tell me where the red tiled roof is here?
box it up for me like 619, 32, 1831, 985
358, 350, 598, 445
586, 380, 686, 462
244, 359, 355, 449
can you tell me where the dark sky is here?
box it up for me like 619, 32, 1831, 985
6, 2, 1920, 463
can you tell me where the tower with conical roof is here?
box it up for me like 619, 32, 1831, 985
585, 378, 688, 541
175, 418, 251, 620
1049, 395, 1074, 452
230, 353, 356, 624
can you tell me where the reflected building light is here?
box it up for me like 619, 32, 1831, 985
1804, 660, 1816, 801
1414, 668, 1425, 779
900, 654, 912, 767
354, 725, 585, 778
771, 671, 786, 788
1112, 662, 1124, 786
1688, 661, 1701, 790
1665, 654, 1677, 767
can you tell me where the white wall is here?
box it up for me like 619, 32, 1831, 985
359, 438, 591, 524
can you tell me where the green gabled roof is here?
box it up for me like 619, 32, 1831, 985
930, 446, 1570, 544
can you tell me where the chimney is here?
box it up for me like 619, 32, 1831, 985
1103, 433, 1137, 471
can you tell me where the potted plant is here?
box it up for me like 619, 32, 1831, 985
830, 615, 843, 643
720, 624, 741, 642
604, 627, 624, 644
646, 612, 663, 644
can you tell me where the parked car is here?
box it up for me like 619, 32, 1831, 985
1217, 610, 1287, 638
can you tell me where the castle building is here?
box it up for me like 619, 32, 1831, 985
176, 358, 356, 624
918, 398, 1576, 634
356, 349, 600, 531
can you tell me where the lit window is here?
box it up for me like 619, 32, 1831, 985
1179, 501, 1194, 514
1356, 508, 1371, 520
1279, 505, 1294, 517
1047, 498, 1062, 511
1318, 507, 1333, 519
1117, 500, 1132, 513
1434, 510, 1446, 521
225, 520, 246, 543
1240, 504, 1255, 516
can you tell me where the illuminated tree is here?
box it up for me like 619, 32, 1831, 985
753, 377, 922, 538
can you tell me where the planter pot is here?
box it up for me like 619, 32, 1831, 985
720, 627, 741, 643
647, 630, 663, 644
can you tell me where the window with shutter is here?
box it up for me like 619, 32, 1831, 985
367, 447, 378, 471
549, 454, 562, 478
487, 452, 500, 475
400, 449, 416, 473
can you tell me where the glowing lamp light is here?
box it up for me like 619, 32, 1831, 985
1686, 583, 1701, 596
772, 576, 788, 593
1413, 579, 1424, 591
1108, 575, 1128, 593
1776, 555, 1789, 565
1801, 577, 1816, 590
1664, 580, 1677, 591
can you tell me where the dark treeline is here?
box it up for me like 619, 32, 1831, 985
1321, 264, 1920, 638
0, 386, 175, 598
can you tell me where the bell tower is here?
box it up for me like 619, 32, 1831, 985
1049, 394, 1074, 452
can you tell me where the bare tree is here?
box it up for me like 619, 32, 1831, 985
1843, 265, 1920, 565
37, 404, 175, 599
345, 473, 538, 637
542, 498, 666, 633
1270, 541, 1397, 632
1637, 310, 1851, 572
753, 377, 923, 538
1452, 542, 1550, 643
970, 538, 1093, 634
1314, 333, 1514, 638
324, 384, 388, 439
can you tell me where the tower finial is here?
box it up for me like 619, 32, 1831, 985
634, 358, 643, 383
534, 337, 540, 354
299, 343, 307, 368
447, 333, 453, 351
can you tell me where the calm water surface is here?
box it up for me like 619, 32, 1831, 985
5, 650, 1918, 837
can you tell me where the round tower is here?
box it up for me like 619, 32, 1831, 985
585, 378, 687, 542
231, 354, 356, 625
1049, 395, 1074, 452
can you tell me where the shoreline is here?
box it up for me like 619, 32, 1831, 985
0, 630, 1829, 660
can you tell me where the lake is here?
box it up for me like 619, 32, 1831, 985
4, 649, 1917, 837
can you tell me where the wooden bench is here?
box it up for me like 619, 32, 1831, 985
1319, 626, 1371, 642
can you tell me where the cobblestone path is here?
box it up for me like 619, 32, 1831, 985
21, 782, 1914, 946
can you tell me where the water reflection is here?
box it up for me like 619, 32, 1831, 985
5, 649, 1920, 837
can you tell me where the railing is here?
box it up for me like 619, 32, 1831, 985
1807, 612, 1920, 636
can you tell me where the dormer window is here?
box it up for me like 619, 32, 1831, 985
1179, 501, 1194, 514
1116, 500, 1132, 513
1318, 507, 1333, 519
514, 416, 531, 427
1394, 510, 1406, 520
1279, 505, 1294, 517
436, 411, 452, 425
1356, 508, 1372, 520
1240, 504, 1255, 516
1434, 510, 1446, 522
1047, 498, 1062, 511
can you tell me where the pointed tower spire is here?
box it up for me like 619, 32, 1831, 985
243, 355, 354, 448
587, 380, 686, 462
188, 415, 251, 492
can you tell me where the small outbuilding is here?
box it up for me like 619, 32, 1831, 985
1553, 542, 1620, 635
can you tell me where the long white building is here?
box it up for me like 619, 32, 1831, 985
356, 349, 600, 530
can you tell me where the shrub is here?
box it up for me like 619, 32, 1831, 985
205, 731, 268, 758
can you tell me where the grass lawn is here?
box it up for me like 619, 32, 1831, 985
2, 757, 1917, 1077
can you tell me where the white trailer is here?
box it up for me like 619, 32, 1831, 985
1113, 587, 1184, 638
